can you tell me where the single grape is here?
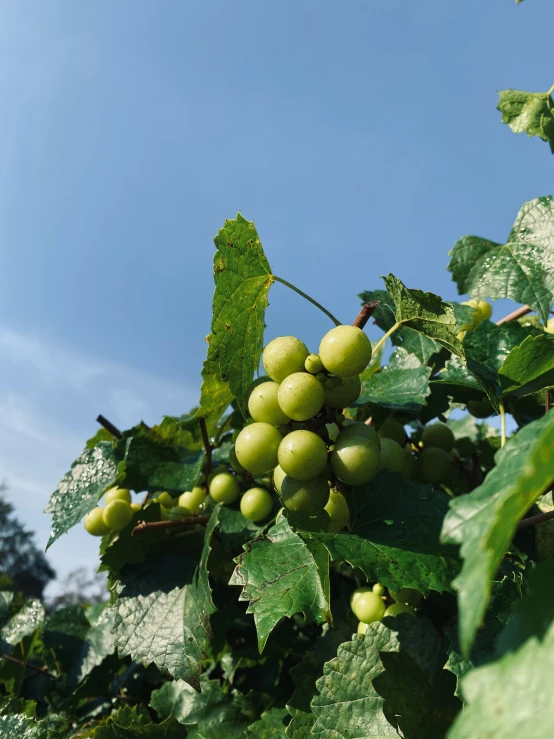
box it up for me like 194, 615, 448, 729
208, 464, 228, 483
305, 353, 323, 374
372, 582, 386, 597
84, 507, 111, 536
278, 430, 328, 480
277, 372, 325, 421
319, 325, 372, 377
421, 423, 455, 452
130, 502, 142, 512
234, 423, 283, 474
467, 396, 494, 419
248, 381, 291, 426
338, 422, 381, 451
240, 487, 273, 521
105, 487, 132, 505
324, 376, 342, 390
546, 317, 554, 335
384, 602, 416, 617
378, 418, 406, 446
379, 438, 404, 473
388, 588, 422, 607
350, 588, 386, 623
209, 473, 241, 504
350, 586, 370, 608
178, 487, 206, 515
262, 336, 309, 383
323, 375, 361, 408
400, 450, 418, 480
462, 298, 492, 325
281, 475, 330, 516
324, 490, 350, 531
331, 436, 380, 486
103, 500, 134, 531
153, 491, 175, 508
417, 447, 453, 484
229, 446, 246, 474
167, 505, 191, 520
357, 621, 369, 634
273, 464, 287, 493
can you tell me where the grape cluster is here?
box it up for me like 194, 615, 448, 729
417, 422, 456, 485
350, 582, 422, 633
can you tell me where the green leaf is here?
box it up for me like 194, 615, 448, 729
229, 518, 331, 652
112, 507, 220, 689
0, 599, 44, 658
117, 423, 204, 494
432, 356, 500, 410
216, 505, 265, 559
441, 410, 554, 656
499, 334, 554, 398
99, 504, 166, 577
498, 89, 554, 152
207, 213, 273, 417
302, 472, 459, 596
358, 348, 431, 411
246, 708, 288, 737
197, 358, 235, 436
94, 705, 184, 738
448, 197, 554, 322
462, 319, 528, 372
448, 621, 554, 739
45, 441, 119, 549
0, 713, 68, 739
153, 414, 204, 452
85, 426, 116, 449
383, 274, 464, 356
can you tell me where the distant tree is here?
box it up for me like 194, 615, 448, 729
48, 567, 107, 611
0, 488, 55, 599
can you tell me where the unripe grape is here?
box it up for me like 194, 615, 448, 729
546, 317, 554, 335
278, 430, 328, 480
324, 490, 349, 531
277, 373, 325, 421
357, 621, 369, 635
178, 487, 206, 515
208, 464, 228, 483
234, 423, 283, 474
384, 602, 416, 617
240, 487, 273, 521
209, 473, 240, 504
103, 500, 134, 531
153, 491, 175, 508
319, 325, 372, 377
324, 375, 361, 409
331, 436, 380, 486
167, 505, 191, 520
378, 418, 406, 446
389, 587, 422, 607
462, 298, 492, 325
418, 447, 453, 484
305, 353, 323, 374
421, 423, 455, 452
338, 422, 381, 451
350, 588, 386, 623
248, 381, 291, 426
229, 447, 246, 474
379, 438, 404, 474
273, 464, 287, 493
130, 502, 142, 513
324, 376, 342, 390
467, 396, 494, 419
262, 336, 309, 383
372, 582, 386, 597
281, 475, 330, 516
400, 450, 418, 480
105, 487, 132, 505
84, 507, 111, 536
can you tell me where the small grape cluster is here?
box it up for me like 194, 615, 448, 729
350, 582, 422, 634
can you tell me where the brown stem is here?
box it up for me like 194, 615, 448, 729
96, 414, 123, 440
517, 508, 554, 531
2, 654, 56, 679
132, 516, 209, 536
496, 305, 532, 326
199, 417, 213, 488
353, 301, 381, 329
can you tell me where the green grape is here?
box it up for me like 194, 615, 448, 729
331, 436, 380, 486
378, 418, 406, 446
277, 372, 325, 421
400, 450, 418, 480
278, 430, 328, 480
389, 588, 422, 607
209, 473, 241, 504
105, 487, 132, 505
167, 505, 191, 520
103, 500, 134, 531
467, 396, 494, 419
357, 621, 369, 635
546, 317, 554, 335
281, 475, 330, 516
384, 602, 416, 617
372, 582, 386, 597
324, 376, 342, 390
84, 507, 111, 536
350, 586, 370, 608
324, 490, 350, 531
323, 375, 361, 409
234, 423, 283, 474
273, 464, 287, 493
319, 325, 372, 377
338, 422, 381, 451
421, 423, 455, 452
305, 353, 323, 374
379, 438, 404, 473
178, 487, 206, 515
462, 298, 492, 325
350, 588, 386, 623
130, 502, 142, 512
208, 464, 228, 483
240, 487, 273, 521
229, 446, 246, 474
417, 447, 453, 484
248, 381, 291, 426
153, 491, 175, 508
262, 336, 309, 383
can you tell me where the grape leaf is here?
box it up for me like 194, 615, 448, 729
45, 441, 120, 550
111, 507, 219, 689
441, 410, 554, 656
357, 347, 431, 411
94, 705, 184, 738
462, 319, 528, 371
449, 621, 554, 739
99, 503, 167, 577
0, 713, 68, 738
432, 355, 500, 410
197, 358, 235, 436
206, 213, 273, 417
0, 599, 44, 658
448, 197, 554, 322
302, 471, 459, 596
498, 334, 554, 398
246, 708, 288, 738
229, 518, 331, 652
497, 89, 554, 152
153, 414, 204, 452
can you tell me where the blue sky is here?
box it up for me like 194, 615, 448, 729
0, 0, 552, 592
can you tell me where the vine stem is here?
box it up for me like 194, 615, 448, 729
2, 654, 56, 679
371, 322, 401, 356
499, 400, 507, 447
273, 276, 341, 326
548, 83, 554, 97
132, 516, 209, 536
352, 301, 381, 330
96, 415, 123, 440
496, 305, 531, 325
199, 417, 213, 489
517, 507, 554, 531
